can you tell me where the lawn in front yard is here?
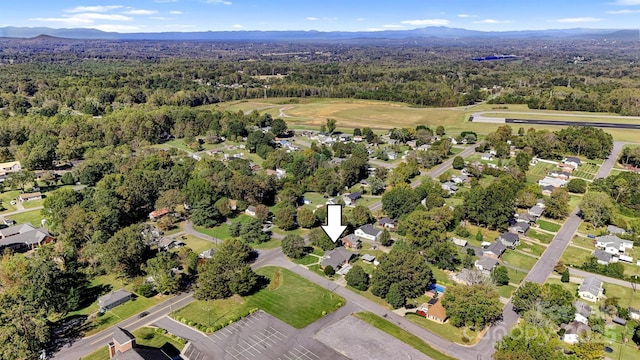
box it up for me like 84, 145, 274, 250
602, 282, 640, 309
495, 285, 516, 298
527, 229, 554, 244
501, 251, 538, 271
354, 312, 456, 360
517, 240, 546, 257
537, 219, 561, 232
193, 224, 230, 239
406, 313, 480, 345
173, 266, 344, 330
174, 234, 215, 254
560, 245, 592, 267
506, 267, 528, 284
7, 209, 44, 226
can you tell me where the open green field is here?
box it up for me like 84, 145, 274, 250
194, 224, 230, 239
173, 266, 344, 330
526, 162, 558, 182
537, 219, 561, 232
175, 234, 214, 254
527, 229, 554, 244
506, 267, 528, 284
572, 163, 599, 181
560, 245, 592, 267
212, 98, 640, 141
406, 312, 480, 345
81, 327, 185, 360
501, 251, 538, 270
5, 209, 44, 226
517, 240, 546, 257
354, 312, 456, 360
495, 285, 517, 298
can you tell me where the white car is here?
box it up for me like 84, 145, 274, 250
10, 200, 16, 205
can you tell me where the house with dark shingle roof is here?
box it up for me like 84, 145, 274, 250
578, 277, 603, 302
343, 192, 362, 206
498, 232, 520, 249
483, 241, 506, 259
593, 249, 613, 265
342, 234, 362, 250
320, 247, 355, 270
99, 289, 133, 312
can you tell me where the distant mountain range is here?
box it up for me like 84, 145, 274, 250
0, 26, 638, 41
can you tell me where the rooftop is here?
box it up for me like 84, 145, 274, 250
579, 276, 602, 296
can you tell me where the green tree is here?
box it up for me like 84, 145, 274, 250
271, 118, 287, 136
296, 207, 316, 228
100, 225, 147, 277
512, 282, 543, 313
281, 235, 307, 259
561, 269, 570, 283
143, 252, 180, 294
492, 266, 510, 286
452, 156, 465, 170
475, 229, 484, 241
386, 282, 406, 309
515, 152, 531, 172
426, 241, 459, 270
324, 265, 335, 276
572, 339, 604, 360
371, 248, 433, 299
345, 265, 370, 291
567, 178, 587, 193
442, 284, 502, 328
379, 228, 392, 246
326, 118, 337, 134
309, 228, 336, 251
350, 205, 372, 227
275, 204, 297, 230
580, 191, 614, 227
0, 296, 51, 360
435, 125, 445, 136
545, 188, 570, 219
381, 184, 421, 219
239, 218, 270, 244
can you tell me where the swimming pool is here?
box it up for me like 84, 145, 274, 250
429, 284, 446, 293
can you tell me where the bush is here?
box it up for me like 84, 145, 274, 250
324, 265, 335, 276
137, 284, 157, 298
567, 179, 587, 193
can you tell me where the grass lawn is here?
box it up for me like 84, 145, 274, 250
354, 312, 456, 360
174, 267, 344, 330
571, 235, 595, 249
560, 245, 592, 267
347, 286, 392, 309
253, 237, 281, 250
292, 254, 320, 266
193, 224, 230, 239
431, 267, 453, 286
174, 234, 215, 254
81, 327, 185, 360
545, 277, 580, 295
527, 162, 558, 182
506, 267, 528, 284
568, 194, 582, 209
495, 285, 516, 298
517, 240, 546, 257
537, 219, 561, 232
602, 282, 640, 309
526, 229, 554, 244
406, 313, 480, 345
0, 190, 21, 212
302, 192, 327, 210
7, 209, 44, 226
501, 251, 538, 271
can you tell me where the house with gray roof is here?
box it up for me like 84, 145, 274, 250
483, 241, 506, 259
342, 234, 362, 250
498, 232, 520, 249
0, 223, 54, 251
607, 225, 626, 235
573, 300, 592, 324
475, 257, 499, 274
578, 277, 603, 302
98, 289, 133, 312
516, 213, 537, 224
355, 224, 382, 242
509, 222, 529, 235
596, 234, 633, 254
528, 206, 544, 218
593, 249, 613, 265
320, 247, 355, 270
441, 181, 458, 194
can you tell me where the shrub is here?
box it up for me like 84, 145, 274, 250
324, 265, 335, 276
136, 284, 157, 298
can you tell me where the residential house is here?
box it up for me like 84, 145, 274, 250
98, 289, 133, 312
406, 140, 417, 148
562, 321, 590, 345
148, 208, 169, 220
541, 185, 555, 196
342, 234, 362, 250
0, 160, 21, 174
509, 222, 529, 235
563, 157, 582, 168
499, 232, 521, 249
578, 276, 604, 302
416, 144, 431, 151
338, 134, 351, 142
595, 235, 633, 254
483, 241, 506, 259
108, 327, 172, 360
607, 225, 627, 235
516, 213, 537, 224
377, 217, 397, 231
538, 176, 567, 188
199, 248, 215, 259
0, 223, 54, 251
481, 153, 494, 161
386, 151, 397, 160
573, 300, 592, 325
451, 174, 469, 184
245, 205, 257, 217
158, 237, 184, 251
18, 192, 42, 202
1, 218, 15, 226
536, 199, 546, 208
528, 206, 544, 218
628, 307, 640, 321
475, 257, 499, 274
353, 135, 365, 142
548, 170, 571, 180
441, 181, 458, 195
343, 192, 362, 206
355, 224, 382, 242
593, 249, 614, 265
451, 238, 468, 247
320, 247, 355, 270
426, 299, 448, 323
558, 165, 575, 174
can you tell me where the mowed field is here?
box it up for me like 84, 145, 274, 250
211, 98, 640, 141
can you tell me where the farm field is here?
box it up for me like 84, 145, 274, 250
212, 99, 640, 141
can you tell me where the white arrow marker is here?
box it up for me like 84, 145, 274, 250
321, 204, 347, 243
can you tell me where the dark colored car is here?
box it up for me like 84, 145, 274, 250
138, 311, 149, 318
604, 346, 613, 353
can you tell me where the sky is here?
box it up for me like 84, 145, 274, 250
1, 0, 640, 33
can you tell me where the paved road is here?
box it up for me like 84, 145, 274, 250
596, 141, 626, 178
51, 292, 194, 360
368, 144, 480, 212
1, 205, 44, 217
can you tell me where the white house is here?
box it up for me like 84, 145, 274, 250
475, 257, 499, 274
595, 235, 633, 254
355, 224, 382, 242
563, 157, 582, 168
573, 300, 592, 325
562, 321, 590, 344
481, 153, 494, 161
538, 176, 567, 188
578, 277, 604, 302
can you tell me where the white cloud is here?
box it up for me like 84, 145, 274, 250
382, 24, 404, 28
365, 28, 384, 31
65, 5, 124, 13
29, 17, 93, 25
323, 17, 338, 21
550, 17, 601, 23
207, 0, 232, 4
74, 13, 133, 21
29, 12, 133, 26
232, 24, 243, 28
473, 19, 513, 24
400, 19, 449, 26
612, 0, 640, 5
123, 9, 158, 15
169, 11, 183, 15
607, 9, 640, 13
356, 18, 365, 21
164, 24, 197, 28
457, 14, 477, 18
306, 17, 318, 21
93, 24, 142, 32
151, 17, 169, 20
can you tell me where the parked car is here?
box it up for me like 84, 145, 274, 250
416, 310, 427, 318
138, 311, 149, 318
